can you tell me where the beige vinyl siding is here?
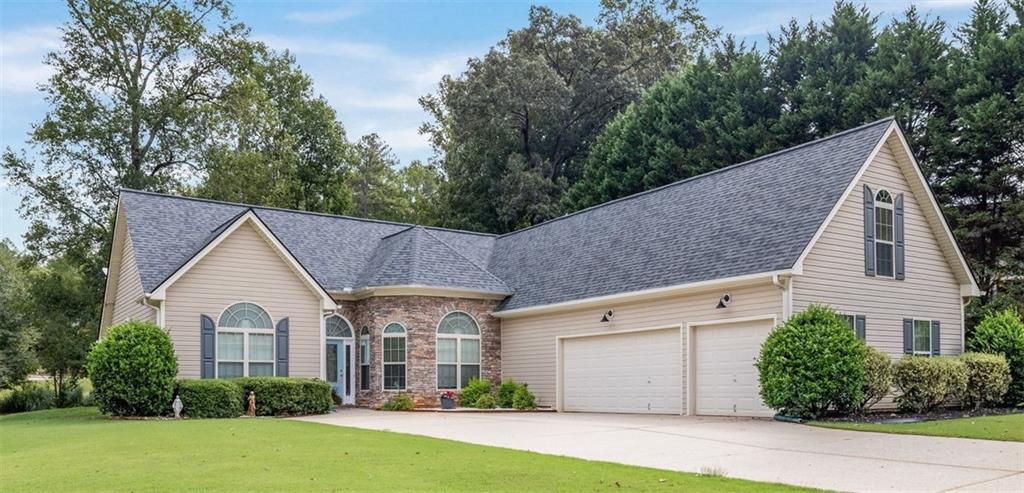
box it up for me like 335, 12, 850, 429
793, 140, 963, 358
164, 221, 322, 379
500, 282, 783, 408
111, 234, 155, 325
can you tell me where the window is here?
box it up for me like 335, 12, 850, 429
840, 314, 866, 341
913, 319, 931, 355
359, 326, 370, 390
217, 302, 274, 378
436, 312, 481, 389
326, 315, 352, 338
874, 189, 895, 277
382, 323, 406, 390
840, 315, 855, 330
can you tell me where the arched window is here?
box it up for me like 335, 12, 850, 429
359, 326, 371, 390
874, 189, 895, 277
325, 315, 353, 338
217, 302, 274, 378
382, 323, 406, 390
437, 312, 481, 389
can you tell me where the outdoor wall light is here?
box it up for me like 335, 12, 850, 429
600, 309, 614, 322
716, 293, 732, 309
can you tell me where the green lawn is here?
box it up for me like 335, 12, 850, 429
1, 408, 817, 493
812, 413, 1024, 442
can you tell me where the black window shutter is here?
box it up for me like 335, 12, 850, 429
895, 193, 906, 280
864, 185, 876, 276
902, 318, 913, 355
201, 315, 215, 379
930, 320, 940, 356
276, 317, 289, 377
855, 315, 867, 341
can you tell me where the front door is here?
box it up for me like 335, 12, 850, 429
326, 339, 355, 405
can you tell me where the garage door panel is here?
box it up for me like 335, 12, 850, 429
562, 328, 682, 414
695, 319, 774, 417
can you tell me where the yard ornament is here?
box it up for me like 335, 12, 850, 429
172, 395, 183, 419
247, 391, 257, 417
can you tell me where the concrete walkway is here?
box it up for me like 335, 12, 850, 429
295, 409, 1024, 492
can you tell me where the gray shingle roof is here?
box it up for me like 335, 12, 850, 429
118, 118, 892, 311
488, 117, 893, 311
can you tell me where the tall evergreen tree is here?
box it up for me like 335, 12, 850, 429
349, 134, 404, 222
566, 37, 780, 210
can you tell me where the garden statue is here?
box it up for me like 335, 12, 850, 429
246, 391, 256, 417
172, 395, 183, 419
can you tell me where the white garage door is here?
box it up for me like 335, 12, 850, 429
694, 319, 774, 417
561, 328, 682, 414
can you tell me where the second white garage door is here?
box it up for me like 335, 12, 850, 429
561, 328, 682, 414
694, 319, 774, 417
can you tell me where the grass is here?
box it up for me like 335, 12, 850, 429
0, 408, 818, 493
812, 412, 1024, 442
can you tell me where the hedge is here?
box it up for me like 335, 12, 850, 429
233, 377, 332, 416
176, 380, 243, 418
959, 352, 1011, 409
968, 309, 1024, 406
894, 356, 967, 413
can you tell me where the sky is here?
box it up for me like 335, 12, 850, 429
0, 0, 978, 248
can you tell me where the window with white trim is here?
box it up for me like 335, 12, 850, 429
359, 326, 370, 390
874, 189, 895, 277
437, 312, 481, 389
912, 319, 932, 355
382, 323, 406, 390
217, 302, 274, 378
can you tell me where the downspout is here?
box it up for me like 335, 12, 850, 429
772, 274, 793, 321
961, 297, 970, 353
141, 295, 165, 329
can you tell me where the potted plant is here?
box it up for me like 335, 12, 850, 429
440, 391, 457, 410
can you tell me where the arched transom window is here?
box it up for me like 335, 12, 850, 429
437, 312, 481, 390
325, 315, 353, 338
874, 189, 895, 277
382, 323, 406, 390
217, 302, 274, 378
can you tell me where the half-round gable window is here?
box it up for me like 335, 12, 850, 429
875, 189, 893, 204
326, 315, 353, 338
218, 302, 272, 329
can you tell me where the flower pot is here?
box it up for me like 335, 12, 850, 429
440, 396, 455, 410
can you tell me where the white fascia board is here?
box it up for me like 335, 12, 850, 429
491, 269, 793, 318
147, 210, 337, 310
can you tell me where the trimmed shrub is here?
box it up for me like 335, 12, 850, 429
382, 393, 414, 411
474, 394, 497, 409
86, 321, 178, 416
233, 377, 332, 416
968, 309, 1024, 406
894, 356, 967, 413
959, 353, 1011, 409
755, 305, 867, 418
497, 379, 519, 408
459, 377, 492, 408
512, 384, 537, 410
861, 346, 893, 411
0, 382, 53, 413
176, 380, 243, 418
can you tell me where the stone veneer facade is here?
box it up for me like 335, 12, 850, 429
332, 295, 501, 408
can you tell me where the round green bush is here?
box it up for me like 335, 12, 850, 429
86, 321, 178, 416
474, 394, 497, 409
512, 383, 537, 410
968, 309, 1024, 406
755, 305, 867, 418
176, 379, 243, 418
861, 346, 893, 411
459, 377, 492, 408
893, 356, 967, 413
959, 352, 1011, 409
497, 379, 519, 408
381, 393, 414, 411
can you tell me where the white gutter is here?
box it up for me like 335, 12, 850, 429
771, 274, 793, 321
493, 269, 795, 318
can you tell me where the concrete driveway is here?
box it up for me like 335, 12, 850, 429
295, 409, 1024, 492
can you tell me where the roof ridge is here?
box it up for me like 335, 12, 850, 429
119, 189, 497, 238
496, 116, 896, 240
420, 228, 510, 289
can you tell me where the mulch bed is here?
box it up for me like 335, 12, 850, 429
816, 407, 1021, 424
